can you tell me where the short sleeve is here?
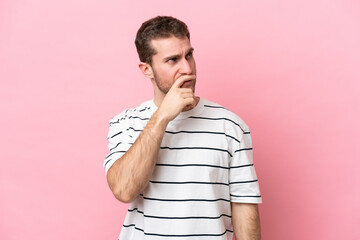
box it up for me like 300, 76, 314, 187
103, 115, 134, 175
229, 125, 262, 204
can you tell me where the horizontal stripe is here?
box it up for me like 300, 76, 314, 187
165, 130, 240, 143
189, 116, 246, 133
229, 180, 258, 184
109, 131, 122, 138
204, 104, 228, 110
108, 140, 249, 153
123, 106, 152, 113
149, 180, 257, 186
109, 142, 133, 151
127, 116, 150, 121
156, 163, 229, 169
234, 148, 253, 153
230, 164, 254, 169
230, 194, 261, 198
140, 194, 230, 202
106, 159, 253, 170
150, 180, 229, 186
103, 159, 112, 168
123, 223, 136, 227
160, 146, 232, 157
128, 208, 232, 220
105, 150, 126, 160
104, 151, 127, 168
139, 107, 151, 112
110, 130, 241, 144
156, 163, 253, 169
109, 142, 122, 151
109, 116, 150, 125
123, 224, 233, 237
126, 127, 142, 132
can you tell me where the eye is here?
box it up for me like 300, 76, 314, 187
186, 52, 193, 59
167, 57, 178, 63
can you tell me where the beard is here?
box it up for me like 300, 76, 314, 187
153, 70, 171, 94
152, 69, 196, 95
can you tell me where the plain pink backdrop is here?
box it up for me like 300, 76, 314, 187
1, 0, 359, 239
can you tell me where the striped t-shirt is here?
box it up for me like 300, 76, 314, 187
104, 98, 262, 240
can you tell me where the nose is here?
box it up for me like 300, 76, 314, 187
179, 58, 192, 74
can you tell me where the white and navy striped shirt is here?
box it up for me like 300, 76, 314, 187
104, 98, 262, 240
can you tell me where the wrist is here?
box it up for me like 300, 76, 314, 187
151, 109, 170, 131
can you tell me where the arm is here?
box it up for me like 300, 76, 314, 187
106, 75, 196, 203
231, 203, 261, 240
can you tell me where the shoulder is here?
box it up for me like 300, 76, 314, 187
108, 100, 156, 126
200, 98, 250, 134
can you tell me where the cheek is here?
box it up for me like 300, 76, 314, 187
191, 59, 196, 71
161, 71, 177, 87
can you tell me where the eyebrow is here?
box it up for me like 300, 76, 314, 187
163, 48, 194, 62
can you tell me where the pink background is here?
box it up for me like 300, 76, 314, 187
1, 0, 359, 239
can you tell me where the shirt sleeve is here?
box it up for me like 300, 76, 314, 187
103, 114, 134, 175
229, 124, 262, 204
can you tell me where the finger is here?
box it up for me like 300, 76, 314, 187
183, 97, 196, 107
180, 91, 194, 98
179, 88, 194, 94
173, 75, 196, 88
183, 98, 196, 111
179, 91, 194, 99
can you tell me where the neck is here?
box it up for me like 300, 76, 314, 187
152, 88, 166, 107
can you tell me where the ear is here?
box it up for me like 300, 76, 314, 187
138, 62, 154, 79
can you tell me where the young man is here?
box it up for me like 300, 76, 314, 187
104, 16, 262, 240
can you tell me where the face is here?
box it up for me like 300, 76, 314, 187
148, 36, 197, 98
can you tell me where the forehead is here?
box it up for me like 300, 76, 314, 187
150, 36, 192, 57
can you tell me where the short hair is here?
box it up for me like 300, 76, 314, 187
135, 16, 190, 65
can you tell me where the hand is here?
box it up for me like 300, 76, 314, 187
157, 75, 196, 122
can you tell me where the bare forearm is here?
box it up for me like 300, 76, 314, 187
106, 110, 168, 202
106, 75, 196, 203
232, 203, 261, 240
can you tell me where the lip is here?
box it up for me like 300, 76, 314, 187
182, 80, 192, 86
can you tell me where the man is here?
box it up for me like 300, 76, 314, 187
104, 16, 262, 240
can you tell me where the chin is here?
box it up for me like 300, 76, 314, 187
185, 84, 196, 92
